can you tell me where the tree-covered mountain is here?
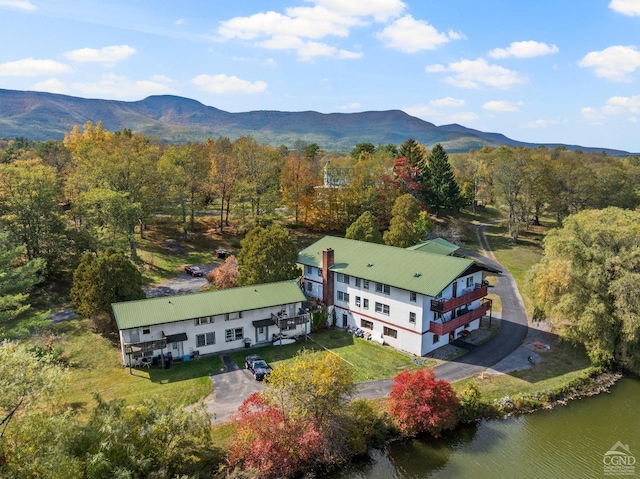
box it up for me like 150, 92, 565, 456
0, 88, 631, 155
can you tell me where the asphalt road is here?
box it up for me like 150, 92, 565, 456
144, 264, 217, 297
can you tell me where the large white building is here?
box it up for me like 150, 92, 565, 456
112, 281, 309, 367
298, 236, 499, 357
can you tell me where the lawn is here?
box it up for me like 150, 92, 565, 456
228, 330, 438, 382
45, 319, 220, 420
452, 339, 594, 401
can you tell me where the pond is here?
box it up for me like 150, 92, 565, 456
330, 376, 640, 479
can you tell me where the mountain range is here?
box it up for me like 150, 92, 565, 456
0, 88, 631, 155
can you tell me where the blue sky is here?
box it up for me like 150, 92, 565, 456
0, 0, 639, 152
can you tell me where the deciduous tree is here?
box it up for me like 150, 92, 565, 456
383, 194, 423, 248
207, 255, 238, 289
71, 248, 145, 333
389, 368, 460, 437
528, 207, 640, 373
237, 224, 300, 286
345, 211, 383, 243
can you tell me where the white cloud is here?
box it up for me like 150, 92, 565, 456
579, 45, 640, 82
0, 58, 70, 76
192, 74, 267, 94
259, 35, 361, 60
403, 98, 472, 123
521, 118, 562, 129
310, 0, 406, 22
214, 2, 403, 60
426, 58, 527, 89
64, 45, 137, 63
32, 77, 66, 94
72, 74, 173, 99
0, 0, 36, 11
581, 95, 640, 125
429, 97, 465, 108
175, 18, 186, 25
483, 100, 522, 112
609, 0, 640, 16
217, 7, 358, 41
489, 41, 559, 59
336, 102, 362, 110
377, 15, 460, 53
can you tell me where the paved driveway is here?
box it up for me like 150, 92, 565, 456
203, 356, 266, 424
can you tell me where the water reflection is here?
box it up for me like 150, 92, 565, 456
328, 377, 640, 479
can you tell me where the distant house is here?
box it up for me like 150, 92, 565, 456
112, 281, 309, 366
406, 238, 461, 256
298, 236, 500, 357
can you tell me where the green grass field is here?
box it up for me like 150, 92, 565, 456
228, 330, 437, 382
452, 339, 594, 401
45, 319, 219, 419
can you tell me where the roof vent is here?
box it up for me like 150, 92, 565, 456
414, 273, 422, 278
367, 263, 374, 267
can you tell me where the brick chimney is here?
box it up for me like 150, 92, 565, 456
322, 248, 334, 306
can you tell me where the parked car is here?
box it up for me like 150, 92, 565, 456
184, 265, 203, 277
245, 354, 272, 381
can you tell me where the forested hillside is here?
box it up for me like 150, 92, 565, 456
0, 88, 633, 155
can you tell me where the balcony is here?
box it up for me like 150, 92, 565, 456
430, 284, 488, 314
428, 300, 491, 336
271, 312, 310, 329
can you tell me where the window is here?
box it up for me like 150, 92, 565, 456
197, 332, 216, 347
337, 291, 350, 302
375, 302, 390, 315
363, 280, 370, 290
142, 328, 150, 335
355, 277, 361, 287
466, 276, 474, 288
433, 334, 440, 344
361, 319, 373, 330
409, 312, 416, 324
317, 267, 322, 277
337, 273, 350, 284
305, 265, 313, 275
226, 311, 243, 321
225, 327, 243, 342
355, 296, 361, 307
195, 316, 213, 326
363, 298, 369, 310
306, 281, 313, 292
410, 291, 417, 302
383, 326, 397, 338
376, 282, 390, 294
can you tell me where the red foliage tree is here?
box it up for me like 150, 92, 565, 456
392, 157, 423, 193
228, 393, 323, 478
206, 255, 237, 289
389, 369, 460, 437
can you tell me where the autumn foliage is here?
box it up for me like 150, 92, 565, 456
389, 369, 460, 437
228, 393, 323, 478
207, 255, 238, 289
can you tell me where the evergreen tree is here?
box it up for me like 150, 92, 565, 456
425, 144, 461, 213
383, 194, 422, 248
345, 211, 383, 244
237, 224, 300, 286
398, 138, 430, 203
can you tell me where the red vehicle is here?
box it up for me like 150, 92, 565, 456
184, 265, 204, 277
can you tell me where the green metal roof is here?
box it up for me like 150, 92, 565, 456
298, 236, 474, 297
406, 238, 460, 256
112, 280, 306, 331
